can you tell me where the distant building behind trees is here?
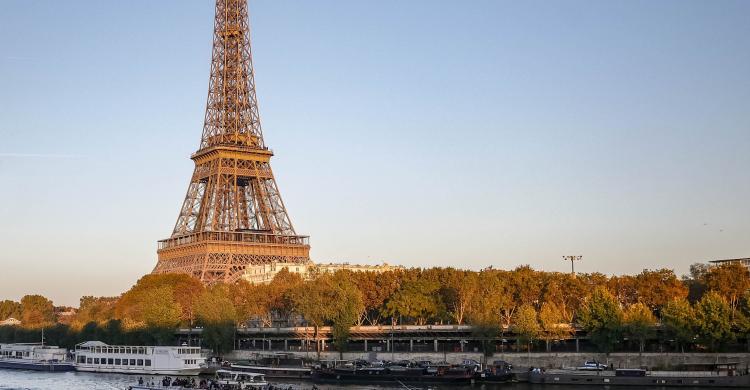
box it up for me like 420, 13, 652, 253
709, 257, 750, 271
241, 261, 404, 284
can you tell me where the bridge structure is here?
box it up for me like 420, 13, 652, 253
176, 325, 590, 355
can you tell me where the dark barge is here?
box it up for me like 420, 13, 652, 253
530, 363, 750, 388
312, 365, 476, 384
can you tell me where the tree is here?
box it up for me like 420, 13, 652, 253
623, 303, 656, 353
383, 276, 442, 325
441, 269, 478, 325
115, 274, 201, 329
20, 295, 56, 329
693, 291, 733, 351
140, 286, 182, 340
231, 281, 273, 326
735, 295, 750, 352
72, 296, 117, 330
267, 269, 305, 324
608, 275, 638, 307
466, 270, 505, 326
703, 263, 750, 315
661, 298, 695, 353
350, 270, 403, 325
578, 287, 623, 353
539, 302, 571, 352
0, 300, 21, 321
194, 284, 237, 326
512, 304, 540, 353
329, 273, 365, 359
194, 284, 238, 355
634, 269, 688, 311
293, 276, 337, 359
684, 263, 709, 302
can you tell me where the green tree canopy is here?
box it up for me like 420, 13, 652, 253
623, 302, 656, 353
512, 304, 540, 352
578, 287, 623, 353
694, 291, 733, 351
194, 284, 237, 326
661, 298, 696, 353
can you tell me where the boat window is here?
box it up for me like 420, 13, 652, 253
138, 347, 145, 354
137, 359, 143, 366
123, 359, 128, 365
130, 359, 136, 365
115, 359, 121, 365
108, 358, 114, 365
145, 359, 151, 366
94, 358, 100, 364
87, 358, 92, 364
107, 347, 113, 354
126, 347, 131, 354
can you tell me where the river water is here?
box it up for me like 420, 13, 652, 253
0, 370, 503, 390
0, 370, 711, 390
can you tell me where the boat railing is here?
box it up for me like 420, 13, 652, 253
649, 370, 725, 377
158, 231, 310, 250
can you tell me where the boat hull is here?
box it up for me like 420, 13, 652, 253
231, 365, 312, 379
0, 360, 75, 372
312, 369, 474, 384
530, 372, 750, 387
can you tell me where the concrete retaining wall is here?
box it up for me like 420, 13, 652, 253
226, 350, 750, 370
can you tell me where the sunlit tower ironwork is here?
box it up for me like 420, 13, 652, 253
153, 0, 310, 283
563, 255, 582, 275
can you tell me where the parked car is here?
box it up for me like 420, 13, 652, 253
578, 360, 607, 370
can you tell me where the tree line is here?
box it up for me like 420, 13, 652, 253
1, 262, 749, 355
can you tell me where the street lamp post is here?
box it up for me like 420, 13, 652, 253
563, 255, 582, 275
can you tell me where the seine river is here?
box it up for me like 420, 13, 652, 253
0, 370, 711, 390
1, 370, 508, 390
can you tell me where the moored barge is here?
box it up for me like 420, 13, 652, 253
0, 343, 74, 372
530, 364, 750, 388
312, 364, 476, 384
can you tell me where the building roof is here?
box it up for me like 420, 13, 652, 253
0, 317, 21, 326
709, 258, 750, 264
76, 341, 109, 347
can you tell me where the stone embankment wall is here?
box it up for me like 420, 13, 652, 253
227, 350, 750, 370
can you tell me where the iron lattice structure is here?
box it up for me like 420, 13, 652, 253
153, 0, 310, 283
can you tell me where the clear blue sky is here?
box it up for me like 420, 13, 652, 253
1, 1, 748, 306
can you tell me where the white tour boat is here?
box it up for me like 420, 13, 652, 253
215, 369, 269, 389
73, 341, 205, 375
0, 343, 75, 372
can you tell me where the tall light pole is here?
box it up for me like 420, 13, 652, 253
563, 255, 582, 275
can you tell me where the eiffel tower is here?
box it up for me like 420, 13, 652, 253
153, 0, 310, 283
